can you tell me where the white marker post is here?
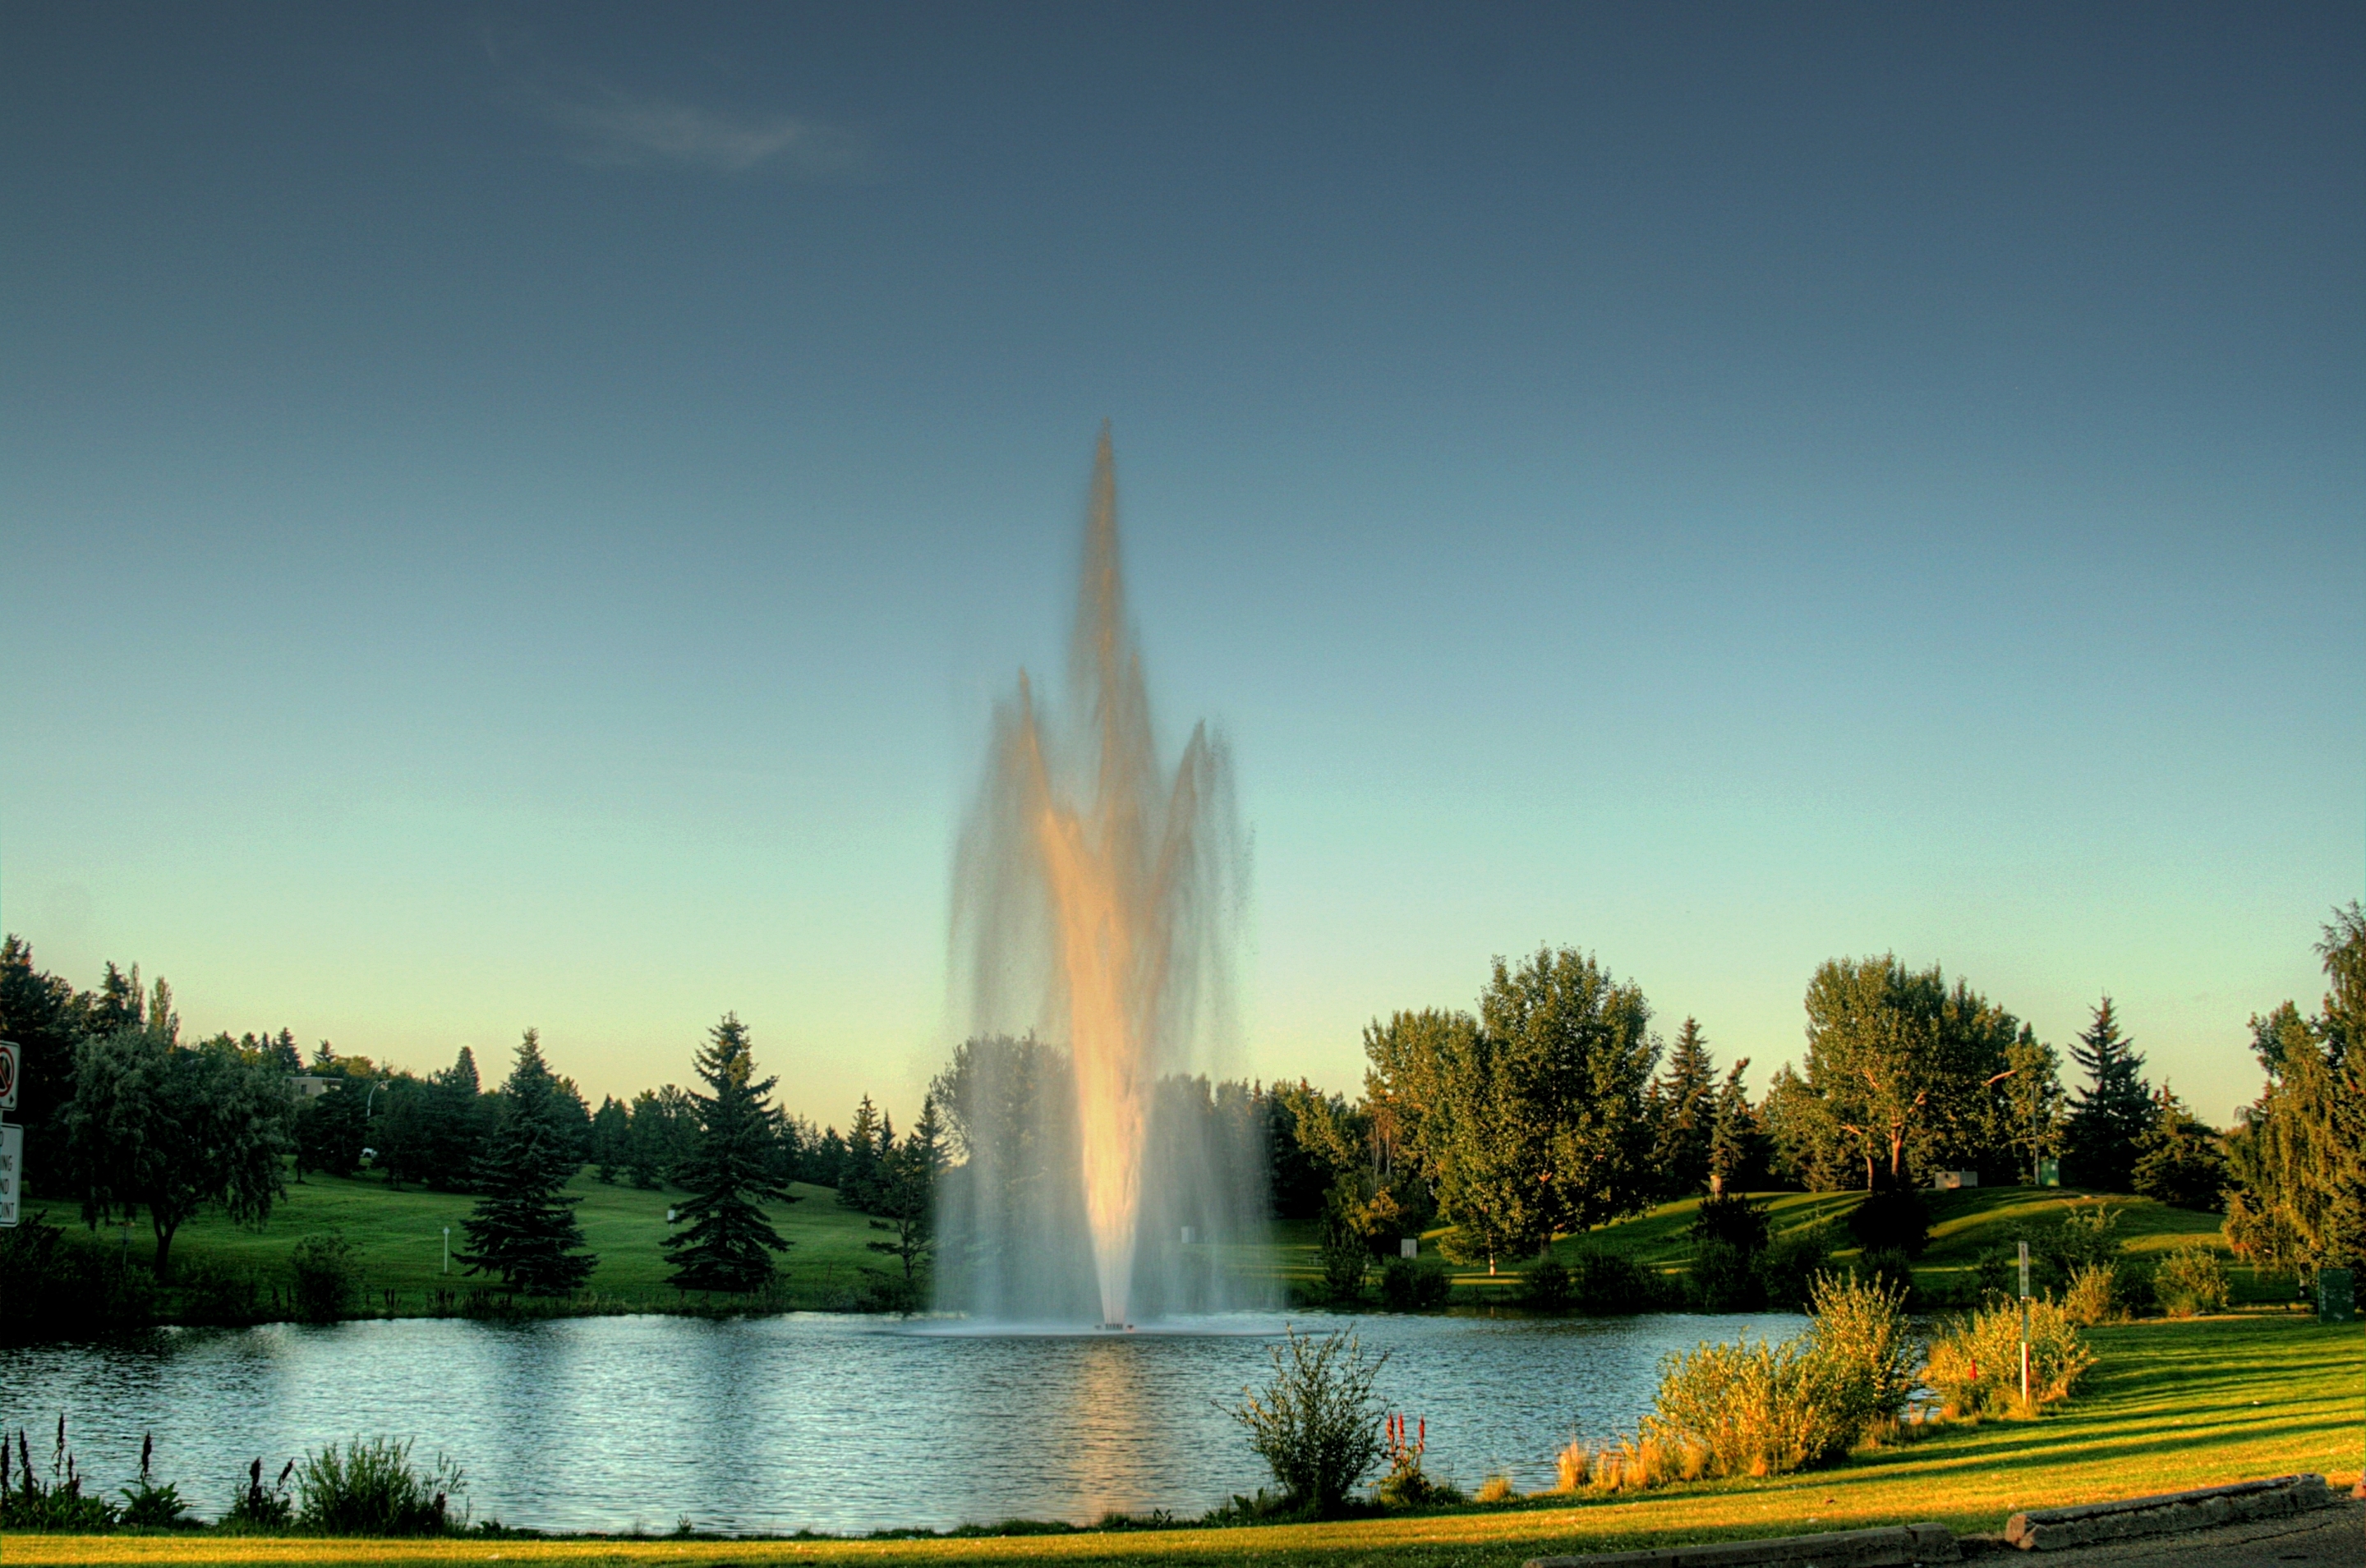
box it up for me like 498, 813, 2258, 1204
442, 1226, 451, 1275
2018, 1239, 2032, 1408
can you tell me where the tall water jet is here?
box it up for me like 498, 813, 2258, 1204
939, 428, 1258, 1327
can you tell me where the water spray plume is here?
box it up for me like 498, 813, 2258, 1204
944, 426, 1256, 1325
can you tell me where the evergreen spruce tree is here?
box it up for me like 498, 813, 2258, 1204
458, 1030, 596, 1294
2130, 1083, 2229, 1212
588, 1096, 632, 1184
866, 1096, 944, 1297
2062, 997, 2152, 1193
840, 1093, 884, 1211
424, 1045, 486, 1190
663, 1014, 798, 1293
1650, 1018, 1717, 1197
1704, 1058, 1760, 1197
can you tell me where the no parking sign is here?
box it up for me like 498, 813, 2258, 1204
0, 1038, 18, 1110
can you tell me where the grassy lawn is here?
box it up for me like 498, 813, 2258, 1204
106, 1170, 894, 1312
7, 1313, 2359, 1566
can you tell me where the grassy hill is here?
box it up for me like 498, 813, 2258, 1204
31, 1168, 2276, 1323
1256, 1187, 2276, 1308
59, 1168, 895, 1316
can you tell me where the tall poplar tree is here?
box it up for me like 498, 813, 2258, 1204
1997, 1025, 2065, 1185
2062, 997, 2152, 1192
664, 1014, 797, 1293
459, 1030, 596, 1294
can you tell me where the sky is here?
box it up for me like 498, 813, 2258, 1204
2, 2, 2359, 1129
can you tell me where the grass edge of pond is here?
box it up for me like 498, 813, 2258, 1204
6, 1314, 2359, 1567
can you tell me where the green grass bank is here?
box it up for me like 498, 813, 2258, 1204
6, 1313, 2359, 1566
18, 1172, 2299, 1323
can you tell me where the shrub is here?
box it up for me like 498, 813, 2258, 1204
1375, 1412, 1445, 1507
1317, 1228, 1369, 1307
1640, 1336, 1824, 1478
1687, 1239, 1764, 1312
0, 1216, 154, 1343
224, 1458, 295, 1530
1636, 1271, 1911, 1480
1853, 1246, 1917, 1298
1225, 1326, 1389, 1515
118, 1432, 194, 1529
2152, 1244, 2230, 1317
289, 1233, 359, 1324
1756, 1225, 1837, 1312
2039, 1200, 2122, 1284
1570, 1248, 1664, 1314
1846, 1189, 1930, 1258
2061, 1262, 2120, 1327
1691, 1193, 1770, 1253
1689, 1197, 1770, 1310
1379, 1258, 1452, 1311
293, 1437, 465, 1535
1801, 1272, 1915, 1435
1521, 1258, 1572, 1311
1475, 1474, 1517, 1504
1923, 1296, 2095, 1415
1, 1415, 124, 1532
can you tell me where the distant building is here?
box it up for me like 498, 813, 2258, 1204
288, 1074, 338, 1101
1930, 1170, 1979, 1191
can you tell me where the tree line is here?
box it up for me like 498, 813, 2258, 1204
0, 937, 942, 1300
1273, 917, 2364, 1276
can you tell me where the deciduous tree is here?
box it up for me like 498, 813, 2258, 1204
62, 1004, 289, 1280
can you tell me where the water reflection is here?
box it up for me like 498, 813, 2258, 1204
3, 1311, 1801, 1534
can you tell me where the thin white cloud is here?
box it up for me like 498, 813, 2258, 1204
527, 83, 863, 176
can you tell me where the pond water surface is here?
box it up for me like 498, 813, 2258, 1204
4, 1309, 1804, 1535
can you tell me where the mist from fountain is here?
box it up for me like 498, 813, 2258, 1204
939, 428, 1259, 1327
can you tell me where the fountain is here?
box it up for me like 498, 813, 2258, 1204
938, 427, 1259, 1326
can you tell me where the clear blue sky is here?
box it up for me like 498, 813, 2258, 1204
4, 2, 2359, 1129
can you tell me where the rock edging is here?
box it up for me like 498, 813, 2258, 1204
2000, 1473, 2333, 1552
1526, 1521, 1959, 1568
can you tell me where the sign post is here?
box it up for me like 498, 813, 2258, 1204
2018, 1239, 2032, 1409
0, 1124, 20, 1229
0, 1039, 20, 1229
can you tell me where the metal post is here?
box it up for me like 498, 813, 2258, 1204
442, 1226, 450, 1275
2018, 1240, 2032, 1409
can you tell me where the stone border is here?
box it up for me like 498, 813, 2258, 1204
2000, 1474, 2333, 1552
1526, 1521, 1959, 1567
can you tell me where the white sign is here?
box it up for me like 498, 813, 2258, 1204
0, 1039, 18, 1111
0, 1123, 21, 1228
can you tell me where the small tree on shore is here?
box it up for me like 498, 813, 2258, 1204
665, 1014, 796, 1294
864, 1095, 941, 1297
458, 1031, 596, 1294
1227, 1325, 1391, 1515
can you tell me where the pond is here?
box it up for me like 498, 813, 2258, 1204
3, 1309, 1804, 1535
